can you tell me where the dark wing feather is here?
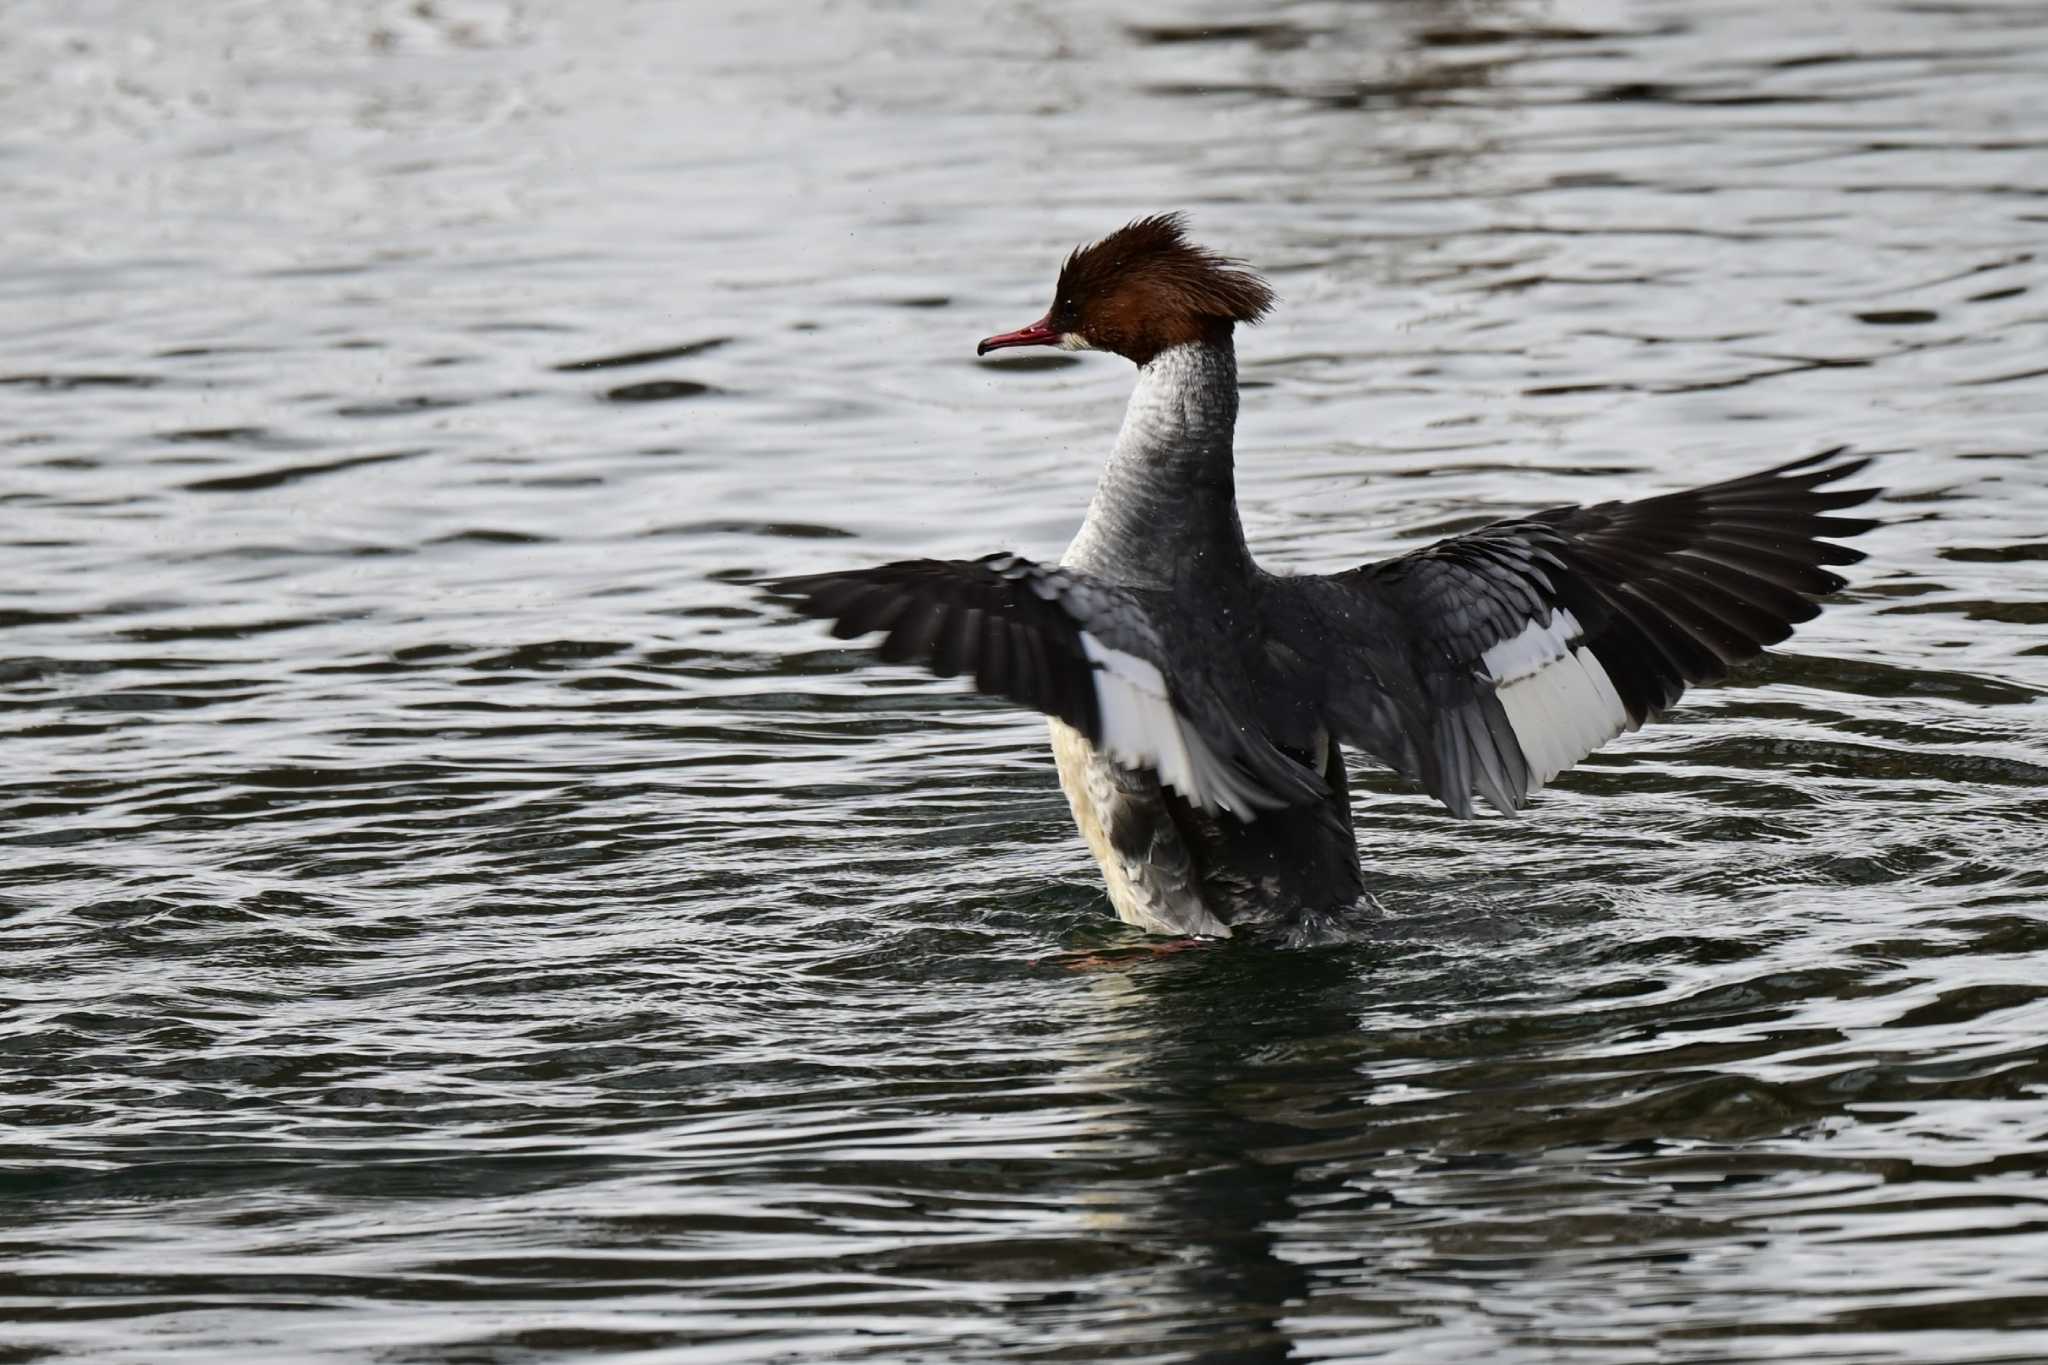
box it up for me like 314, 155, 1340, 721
774, 554, 1102, 738
769, 553, 1324, 817
1302, 448, 1880, 817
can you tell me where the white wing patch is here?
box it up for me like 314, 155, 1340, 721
1482, 609, 1633, 795
1078, 633, 1276, 820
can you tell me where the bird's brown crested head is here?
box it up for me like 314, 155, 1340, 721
977, 214, 1275, 366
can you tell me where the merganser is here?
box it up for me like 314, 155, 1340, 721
773, 214, 1880, 942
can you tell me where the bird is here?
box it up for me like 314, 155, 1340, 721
770, 214, 1880, 943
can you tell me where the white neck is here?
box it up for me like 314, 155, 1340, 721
1062, 340, 1249, 587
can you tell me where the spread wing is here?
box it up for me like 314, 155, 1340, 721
768, 553, 1325, 818
1295, 448, 1882, 817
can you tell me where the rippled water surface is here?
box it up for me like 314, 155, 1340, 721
5, 1, 2048, 1361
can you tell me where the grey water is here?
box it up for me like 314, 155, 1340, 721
3, 1, 2047, 1361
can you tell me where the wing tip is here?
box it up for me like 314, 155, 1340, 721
1768, 443, 1856, 476
1750, 447, 1885, 514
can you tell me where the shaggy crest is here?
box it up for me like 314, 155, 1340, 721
1047, 214, 1275, 364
